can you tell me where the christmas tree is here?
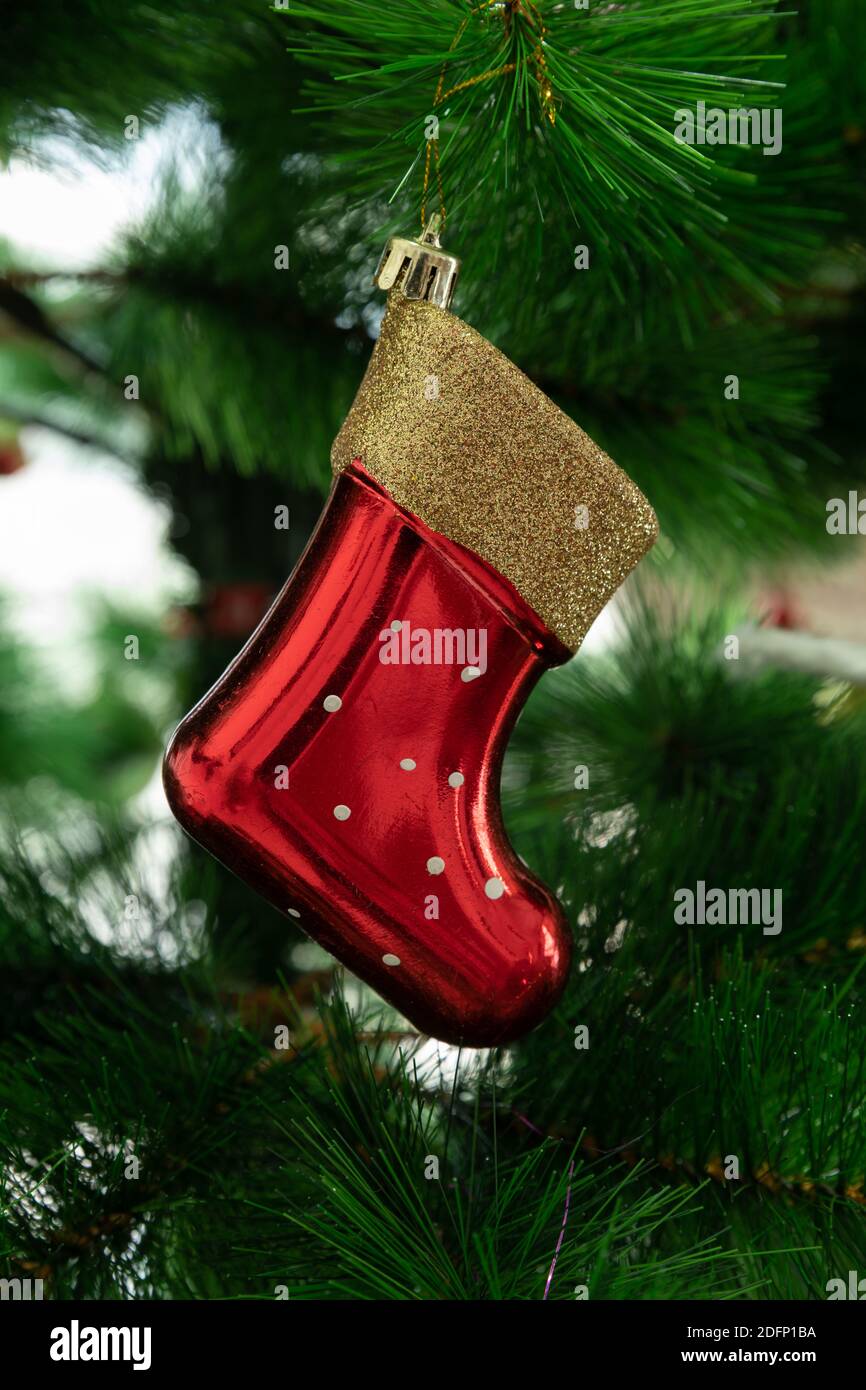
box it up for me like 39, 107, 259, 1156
1, 0, 865, 1305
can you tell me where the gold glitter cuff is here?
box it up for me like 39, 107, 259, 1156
332, 293, 658, 652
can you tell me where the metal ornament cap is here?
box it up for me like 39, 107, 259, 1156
374, 214, 461, 311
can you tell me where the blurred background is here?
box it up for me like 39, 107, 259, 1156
1, 0, 865, 1301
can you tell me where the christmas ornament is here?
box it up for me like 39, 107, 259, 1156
204, 582, 274, 639
164, 221, 658, 1045
0, 437, 26, 476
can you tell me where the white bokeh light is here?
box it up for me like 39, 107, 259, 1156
0, 109, 212, 677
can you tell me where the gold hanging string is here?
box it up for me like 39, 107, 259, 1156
421, 0, 556, 233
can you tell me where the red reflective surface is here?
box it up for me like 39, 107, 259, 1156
164, 463, 572, 1045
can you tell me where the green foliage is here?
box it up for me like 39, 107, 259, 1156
508, 598, 866, 954
291, 0, 793, 301
0, 847, 756, 1302
100, 190, 360, 483
500, 602, 866, 1276
0, 1, 274, 157
3, 603, 865, 1298
0, 602, 173, 808
1, 1, 864, 555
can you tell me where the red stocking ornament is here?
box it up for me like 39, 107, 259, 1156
164, 223, 658, 1045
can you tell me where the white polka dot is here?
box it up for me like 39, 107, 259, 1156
426, 856, 445, 875
323, 694, 342, 712
485, 877, 505, 899
399, 758, 416, 771
287, 908, 300, 918
448, 771, 464, 788
462, 666, 482, 682
390, 619, 404, 632
333, 804, 351, 821
382, 953, 401, 967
